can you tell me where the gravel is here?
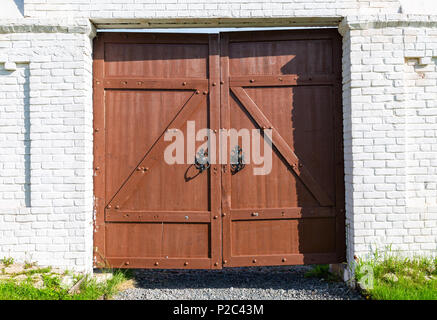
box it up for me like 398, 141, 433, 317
114, 266, 363, 300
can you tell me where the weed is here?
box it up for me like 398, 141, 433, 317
304, 264, 340, 282
1, 257, 14, 267
24, 262, 36, 269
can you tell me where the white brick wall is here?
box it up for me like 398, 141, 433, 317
23, 0, 401, 19
0, 20, 95, 272
340, 15, 437, 264
1, 4, 437, 273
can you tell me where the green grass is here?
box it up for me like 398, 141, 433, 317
355, 253, 437, 300
304, 264, 340, 282
0, 269, 132, 300
1, 257, 14, 267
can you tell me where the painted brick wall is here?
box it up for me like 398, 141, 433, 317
340, 16, 437, 268
1, 10, 437, 273
0, 20, 95, 272
23, 0, 401, 19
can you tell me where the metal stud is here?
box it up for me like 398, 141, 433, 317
214, 262, 219, 266
252, 259, 257, 263
125, 261, 130, 266
154, 262, 159, 266
203, 91, 208, 95
184, 262, 189, 266
222, 213, 226, 217
212, 82, 216, 86
282, 258, 287, 262
182, 82, 187, 86
220, 80, 224, 84
214, 215, 218, 219
250, 79, 255, 83
115, 205, 120, 209
196, 90, 200, 94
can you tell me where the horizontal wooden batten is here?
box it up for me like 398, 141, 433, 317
105, 210, 212, 223
106, 258, 213, 269
225, 253, 338, 267
101, 32, 210, 44
227, 29, 338, 42
229, 75, 337, 87
101, 78, 209, 90
230, 207, 335, 221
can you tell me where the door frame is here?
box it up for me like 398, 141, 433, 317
92, 29, 345, 269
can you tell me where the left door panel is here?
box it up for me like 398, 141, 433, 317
93, 33, 221, 269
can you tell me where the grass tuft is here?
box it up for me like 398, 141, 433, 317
355, 252, 437, 300
1, 257, 14, 267
304, 264, 340, 282
0, 269, 132, 300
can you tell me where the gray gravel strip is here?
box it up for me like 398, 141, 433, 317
115, 266, 362, 300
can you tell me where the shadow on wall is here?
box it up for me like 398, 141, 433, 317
14, 0, 24, 16
23, 65, 31, 207
0, 63, 31, 209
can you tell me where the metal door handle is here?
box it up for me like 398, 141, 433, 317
230, 145, 245, 174
194, 148, 210, 173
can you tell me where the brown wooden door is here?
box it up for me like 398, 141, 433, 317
220, 30, 345, 267
93, 30, 344, 269
93, 33, 222, 269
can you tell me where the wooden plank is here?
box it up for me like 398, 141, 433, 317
107, 91, 206, 208
103, 78, 208, 90
225, 253, 339, 267
105, 210, 211, 223
209, 34, 222, 269
93, 35, 106, 268
229, 74, 336, 87
100, 32, 210, 44
106, 258, 211, 269
220, 33, 232, 267
227, 29, 339, 42
230, 86, 333, 207
230, 207, 335, 221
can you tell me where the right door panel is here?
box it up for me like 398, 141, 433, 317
220, 30, 345, 267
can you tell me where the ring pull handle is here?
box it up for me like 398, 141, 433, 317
230, 145, 245, 175
194, 148, 210, 173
